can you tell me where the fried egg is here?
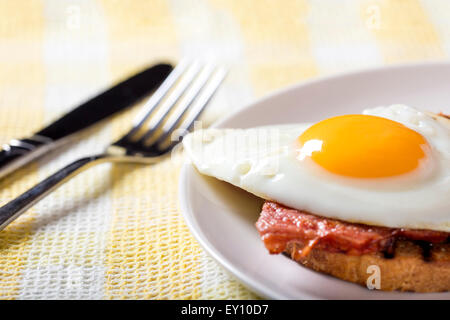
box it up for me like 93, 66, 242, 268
182, 105, 450, 232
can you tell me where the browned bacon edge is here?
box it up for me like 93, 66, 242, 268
256, 201, 449, 257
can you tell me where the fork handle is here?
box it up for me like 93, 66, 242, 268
0, 154, 107, 231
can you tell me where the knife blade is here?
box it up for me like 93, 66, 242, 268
0, 63, 173, 179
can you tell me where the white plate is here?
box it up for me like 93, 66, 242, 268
179, 62, 450, 299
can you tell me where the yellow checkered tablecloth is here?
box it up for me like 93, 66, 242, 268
0, 0, 449, 299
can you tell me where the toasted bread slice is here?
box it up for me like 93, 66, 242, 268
286, 240, 450, 292
259, 199, 450, 292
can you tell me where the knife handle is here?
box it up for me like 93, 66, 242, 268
0, 63, 173, 179
36, 63, 173, 140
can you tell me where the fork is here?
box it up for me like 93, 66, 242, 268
0, 61, 227, 231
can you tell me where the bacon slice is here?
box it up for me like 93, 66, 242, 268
256, 201, 449, 257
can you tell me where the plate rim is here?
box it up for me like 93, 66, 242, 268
178, 61, 450, 300
179, 167, 291, 299
213, 59, 450, 129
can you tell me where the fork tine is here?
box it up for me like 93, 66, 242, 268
145, 63, 217, 144
128, 60, 190, 136
136, 61, 203, 142
177, 66, 227, 131
158, 66, 227, 150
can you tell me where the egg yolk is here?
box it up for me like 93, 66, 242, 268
297, 115, 430, 178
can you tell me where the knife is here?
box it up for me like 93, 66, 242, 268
0, 63, 173, 179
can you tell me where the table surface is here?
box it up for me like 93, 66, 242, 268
0, 0, 449, 299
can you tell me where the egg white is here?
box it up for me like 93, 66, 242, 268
182, 105, 450, 232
